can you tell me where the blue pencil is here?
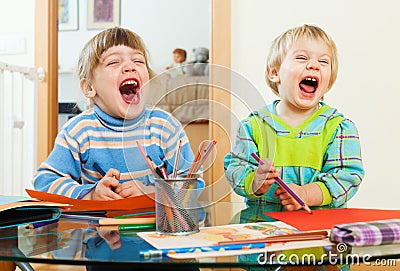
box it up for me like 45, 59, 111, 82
93, 162, 106, 176
27, 218, 59, 229
140, 243, 266, 259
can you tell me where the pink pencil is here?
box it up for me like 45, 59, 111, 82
251, 152, 312, 214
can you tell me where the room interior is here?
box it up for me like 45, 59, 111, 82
2, 0, 400, 270
1, 0, 400, 223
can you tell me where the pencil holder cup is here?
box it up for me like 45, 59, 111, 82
154, 176, 199, 235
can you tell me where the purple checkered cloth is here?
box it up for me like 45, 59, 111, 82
330, 219, 400, 246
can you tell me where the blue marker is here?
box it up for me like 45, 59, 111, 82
140, 243, 266, 259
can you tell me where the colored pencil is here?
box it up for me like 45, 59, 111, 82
187, 141, 206, 177
26, 218, 59, 229
250, 152, 312, 214
187, 140, 216, 178
172, 140, 182, 178
160, 165, 169, 180
92, 162, 120, 192
136, 140, 195, 233
181, 140, 217, 206
99, 216, 156, 226
99, 223, 156, 231
113, 211, 156, 219
140, 242, 266, 259
61, 214, 155, 226
217, 230, 328, 245
62, 210, 107, 217
192, 140, 216, 176
93, 162, 106, 176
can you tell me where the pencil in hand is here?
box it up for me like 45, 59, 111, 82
93, 162, 106, 177
250, 153, 312, 214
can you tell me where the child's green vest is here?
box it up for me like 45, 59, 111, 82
249, 105, 344, 170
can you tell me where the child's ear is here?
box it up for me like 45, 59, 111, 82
267, 67, 280, 83
80, 79, 96, 98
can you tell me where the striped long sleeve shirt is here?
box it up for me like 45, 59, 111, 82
33, 105, 195, 199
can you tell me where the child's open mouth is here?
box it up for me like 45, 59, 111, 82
119, 79, 140, 104
299, 77, 318, 94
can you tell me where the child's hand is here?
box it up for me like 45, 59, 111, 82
114, 180, 155, 198
91, 168, 122, 200
274, 184, 307, 211
252, 158, 280, 195
96, 228, 122, 250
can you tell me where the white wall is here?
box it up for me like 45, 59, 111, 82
0, 0, 36, 195
0, 1, 35, 66
58, 0, 210, 103
121, 0, 211, 72
231, 0, 400, 209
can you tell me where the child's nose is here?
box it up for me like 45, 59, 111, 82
123, 63, 136, 73
306, 60, 320, 70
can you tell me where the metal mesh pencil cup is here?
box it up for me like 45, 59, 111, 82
154, 177, 199, 235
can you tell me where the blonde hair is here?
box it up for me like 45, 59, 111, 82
266, 24, 338, 96
77, 27, 156, 89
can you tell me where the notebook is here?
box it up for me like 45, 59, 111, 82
0, 195, 68, 228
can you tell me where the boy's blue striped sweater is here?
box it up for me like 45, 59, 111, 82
33, 105, 195, 199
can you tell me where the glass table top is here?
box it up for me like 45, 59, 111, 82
1, 201, 399, 269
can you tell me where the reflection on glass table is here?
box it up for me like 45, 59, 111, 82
0, 202, 399, 270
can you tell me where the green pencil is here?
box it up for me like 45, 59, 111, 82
113, 211, 156, 219
119, 223, 156, 231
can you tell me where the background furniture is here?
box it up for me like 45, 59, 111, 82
147, 74, 210, 124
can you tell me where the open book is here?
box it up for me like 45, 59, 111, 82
0, 195, 69, 228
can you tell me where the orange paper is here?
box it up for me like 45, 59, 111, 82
26, 189, 155, 211
266, 208, 400, 231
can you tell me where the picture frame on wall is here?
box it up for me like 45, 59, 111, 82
58, 0, 79, 31
87, 0, 120, 29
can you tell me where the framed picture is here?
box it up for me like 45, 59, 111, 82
87, 0, 120, 29
58, 0, 79, 31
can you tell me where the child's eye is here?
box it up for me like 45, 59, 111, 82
106, 60, 119, 66
319, 59, 330, 65
296, 55, 307, 60
134, 60, 145, 64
